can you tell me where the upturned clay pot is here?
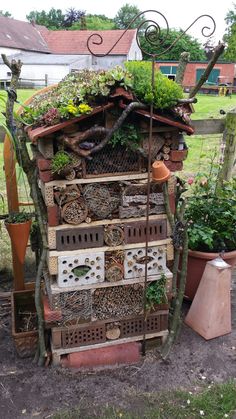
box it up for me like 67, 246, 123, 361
185, 249, 236, 300
152, 161, 171, 183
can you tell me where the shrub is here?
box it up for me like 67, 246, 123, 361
125, 61, 183, 109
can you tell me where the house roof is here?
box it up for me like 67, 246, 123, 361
39, 29, 137, 55
0, 53, 87, 65
0, 16, 50, 53
0, 17, 137, 56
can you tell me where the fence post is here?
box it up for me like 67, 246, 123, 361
45, 74, 48, 87
217, 110, 236, 185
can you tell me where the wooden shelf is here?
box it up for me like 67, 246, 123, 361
48, 238, 172, 258
48, 213, 168, 231
51, 330, 169, 363
49, 269, 173, 294
41, 172, 149, 188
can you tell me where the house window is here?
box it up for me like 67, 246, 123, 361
7, 71, 11, 77
159, 65, 177, 80
196, 68, 220, 84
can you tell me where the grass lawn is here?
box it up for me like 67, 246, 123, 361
191, 93, 236, 120
53, 381, 236, 419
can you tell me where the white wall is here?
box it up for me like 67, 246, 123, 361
0, 47, 21, 55
127, 36, 142, 61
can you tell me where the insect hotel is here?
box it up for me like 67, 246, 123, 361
22, 68, 194, 367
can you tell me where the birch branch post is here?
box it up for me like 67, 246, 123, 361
2, 53, 47, 366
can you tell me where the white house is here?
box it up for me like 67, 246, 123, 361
0, 16, 142, 86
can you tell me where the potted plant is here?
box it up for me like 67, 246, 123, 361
184, 174, 236, 300
5, 211, 32, 264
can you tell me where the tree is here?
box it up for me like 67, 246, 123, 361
63, 7, 85, 28
114, 4, 145, 29
71, 14, 115, 30
0, 10, 12, 17
203, 37, 216, 60
140, 29, 206, 61
223, 4, 236, 61
26, 8, 64, 29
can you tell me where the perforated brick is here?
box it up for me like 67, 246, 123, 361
124, 246, 167, 279
124, 219, 167, 244
58, 251, 105, 287
61, 323, 106, 348
56, 226, 104, 251
120, 311, 169, 338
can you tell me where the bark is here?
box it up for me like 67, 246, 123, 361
61, 102, 147, 157
217, 110, 236, 186
163, 182, 175, 231
189, 43, 225, 98
161, 228, 188, 359
175, 52, 190, 86
2, 54, 47, 366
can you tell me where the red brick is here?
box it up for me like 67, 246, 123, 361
47, 205, 59, 226
37, 157, 52, 171
164, 161, 183, 172
39, 169, 53, 183
43, 295, 62, 323
61, 342, 141, 369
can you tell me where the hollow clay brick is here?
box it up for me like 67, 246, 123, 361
61, 342, 141, 368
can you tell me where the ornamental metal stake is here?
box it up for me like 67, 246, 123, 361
87, 11, 216, 356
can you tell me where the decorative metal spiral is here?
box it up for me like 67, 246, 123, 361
86, 10, 216, 58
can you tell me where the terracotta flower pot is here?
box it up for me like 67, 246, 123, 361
5, 220, 32, 264
185, 249, 236, 300
152, 161, 171, 183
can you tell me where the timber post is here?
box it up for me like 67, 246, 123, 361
217, 109, 236, 185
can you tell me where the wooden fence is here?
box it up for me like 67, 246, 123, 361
0, 118, 225, 142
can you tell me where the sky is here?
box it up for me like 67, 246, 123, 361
2, 0, 235, 44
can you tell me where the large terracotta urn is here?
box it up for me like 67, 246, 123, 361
185, 249, 236, 300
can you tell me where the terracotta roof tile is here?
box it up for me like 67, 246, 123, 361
0, 16, 50, 53
40, 29, 137, 55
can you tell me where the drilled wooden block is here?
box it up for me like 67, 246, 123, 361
44, 185, 55, 207
56, 226, 104, 251
124, 219, 167, 244
51, 328, 62, 349
38, 138, 54, 159
58, 251, 105, 287
124, 246, 166, 279
48, 256, 58, 275
48, 229, 56, 249
166, 243, 174, 261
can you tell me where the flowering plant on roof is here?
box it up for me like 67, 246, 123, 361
20, 64, 184, 127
